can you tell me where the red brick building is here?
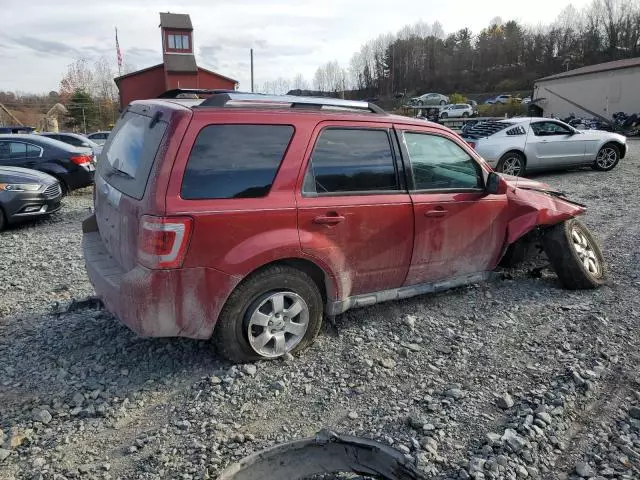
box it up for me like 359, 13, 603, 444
114, 13, 238, 108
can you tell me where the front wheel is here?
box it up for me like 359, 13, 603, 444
214, 265, 324, 362
496, 152, 526, 177
592, 144, 620, 171
417, 100, 424, 106
441, 112, 448, 119
542, 219, 605, 289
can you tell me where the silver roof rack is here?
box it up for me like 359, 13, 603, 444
197, 93, 385, 114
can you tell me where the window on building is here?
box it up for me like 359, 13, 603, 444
167, 34, 191, 51
181, 124, 294, 199
303, 128, 398, 194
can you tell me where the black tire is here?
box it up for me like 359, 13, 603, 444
462, 112, 469, 118
0, 207, 6, 232
542, 219, 605, 289
417, 100, 424, 106
496, 151, 526, 177
592, 144, 620, 171
214, 265, 324, 362
441, 112, 448, 119
439, 100, 446, 105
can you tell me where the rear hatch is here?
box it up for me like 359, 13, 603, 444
94, 105, 171, 271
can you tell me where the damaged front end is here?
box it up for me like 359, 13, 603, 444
216, 429, 428, 480
496, 174, 605, 289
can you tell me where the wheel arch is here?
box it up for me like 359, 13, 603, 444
499, 149, 528, 165
235, 257, 335, 305
600, 140, 626, 159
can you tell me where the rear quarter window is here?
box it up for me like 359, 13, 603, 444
180, 124, 294, 199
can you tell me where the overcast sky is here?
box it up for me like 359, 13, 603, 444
0, 0, 591, 94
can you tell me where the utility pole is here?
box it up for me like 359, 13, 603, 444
82, 107, 86, 134
250, 49, 254, 92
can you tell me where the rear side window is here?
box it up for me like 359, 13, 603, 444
97, 111, 168, 200
303, 128, 398, 194
181, 125, 294, 199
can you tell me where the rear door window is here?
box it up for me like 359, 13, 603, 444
181, 124, 294, 199
303, 128, 398, 194
97, 111, 168, 199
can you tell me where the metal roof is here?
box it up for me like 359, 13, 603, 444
159, 12, 193, 30
537, 57, 640, 82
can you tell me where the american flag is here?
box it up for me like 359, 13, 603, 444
115, 27, 123, 71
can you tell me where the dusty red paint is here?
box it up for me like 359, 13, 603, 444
84, 102, 589, 340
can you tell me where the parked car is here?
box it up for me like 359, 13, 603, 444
485, 95, 517, 105
40, 132, 102, 157
410, 93, 449, 106
0, 166, 62, 231
440, 104, 474, 119
86, 131, 111, 146
83, 92, 606, 363
0, 134, 95, 194
462, 118, 627, 176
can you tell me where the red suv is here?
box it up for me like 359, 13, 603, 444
83, 91, 605, 362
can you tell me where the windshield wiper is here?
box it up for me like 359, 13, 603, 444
105, 167, 134, 180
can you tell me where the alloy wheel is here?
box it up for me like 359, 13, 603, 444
571, 226, 602, 278
501, 156, 523, 176
596, 147, 618, 169
246, 291, 309, 358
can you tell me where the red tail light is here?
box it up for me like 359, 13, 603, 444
138, 215, 193, 269
70, 154, 91, 165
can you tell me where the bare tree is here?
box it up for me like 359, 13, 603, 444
59, 58, 95, 100
291, 73, 309, 90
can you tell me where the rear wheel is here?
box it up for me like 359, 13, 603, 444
0, 207, 6, 232
592, 144, 620, 171
462, 112, 469, 118
542, 219, 605, 289
439, 100, 446, 105
214, 265, 324, 362
496, 152, 526, 177
441, 112, 448, 119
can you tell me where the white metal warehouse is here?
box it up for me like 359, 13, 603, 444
533, 57, 640, 119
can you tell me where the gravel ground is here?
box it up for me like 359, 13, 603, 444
1, 143, 639, 480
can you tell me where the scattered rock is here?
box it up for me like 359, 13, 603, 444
445, 388, 466, 400
32, 409, 52, 425
629, 406, 640, 420
496, 392, 514, 409
575, 461, 595, 477
0, 449, 10, 462
380, 358, 397, 369
348, 411, 359, 420
242, 364, 257, 376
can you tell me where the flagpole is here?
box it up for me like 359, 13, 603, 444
115, 27, 122, 76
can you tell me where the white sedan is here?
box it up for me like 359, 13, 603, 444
462, 118, 627, 176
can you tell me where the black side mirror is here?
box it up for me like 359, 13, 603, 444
486, 172, 501, 195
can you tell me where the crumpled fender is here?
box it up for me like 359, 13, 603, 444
505, 186, 585, 244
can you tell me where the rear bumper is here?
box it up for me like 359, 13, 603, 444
66, 166, 95, 191
82, 215, 239, 339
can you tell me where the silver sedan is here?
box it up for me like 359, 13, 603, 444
462, 118, 627, 176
